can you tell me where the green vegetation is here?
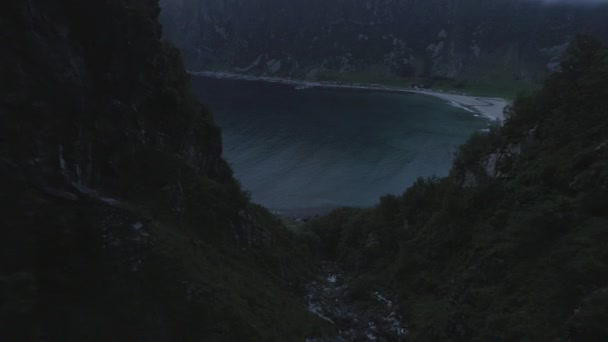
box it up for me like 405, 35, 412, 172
302, 35, 608, 340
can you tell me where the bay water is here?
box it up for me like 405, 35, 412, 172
192, 76, 489, 216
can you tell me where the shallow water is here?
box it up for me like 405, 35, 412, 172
192, 76, 488, 215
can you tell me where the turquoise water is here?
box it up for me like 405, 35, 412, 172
192, 76, 489, 215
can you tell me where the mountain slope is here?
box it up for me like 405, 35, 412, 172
302, 35, 608, 340
0, 0, 329, 340
159, 0, 608, 95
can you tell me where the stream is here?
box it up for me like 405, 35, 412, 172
305, 263, 408, 341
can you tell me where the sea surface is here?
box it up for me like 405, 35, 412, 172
192, 76, 489, 216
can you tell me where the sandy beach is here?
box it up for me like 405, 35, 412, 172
406, 90, 507, 121
192, 71, 509, 121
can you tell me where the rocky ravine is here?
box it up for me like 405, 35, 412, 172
306, 263, 407, 341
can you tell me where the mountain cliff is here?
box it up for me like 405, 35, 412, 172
159, 0, 608, 95
0, 0, 328, 340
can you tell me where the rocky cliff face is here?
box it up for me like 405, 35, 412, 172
0, 1, 325, 340
3, 0, 230, 194
159, 0, 608, 91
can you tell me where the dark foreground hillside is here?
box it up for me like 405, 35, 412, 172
0, 1, 330, 340
303, 35, 608, 341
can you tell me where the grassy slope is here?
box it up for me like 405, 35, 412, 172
203, 61, 537, 100
302, 35, 608, 340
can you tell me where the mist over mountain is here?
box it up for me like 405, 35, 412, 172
160, 0, 608, 94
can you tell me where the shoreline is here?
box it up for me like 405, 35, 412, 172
191, 71, 509, 121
